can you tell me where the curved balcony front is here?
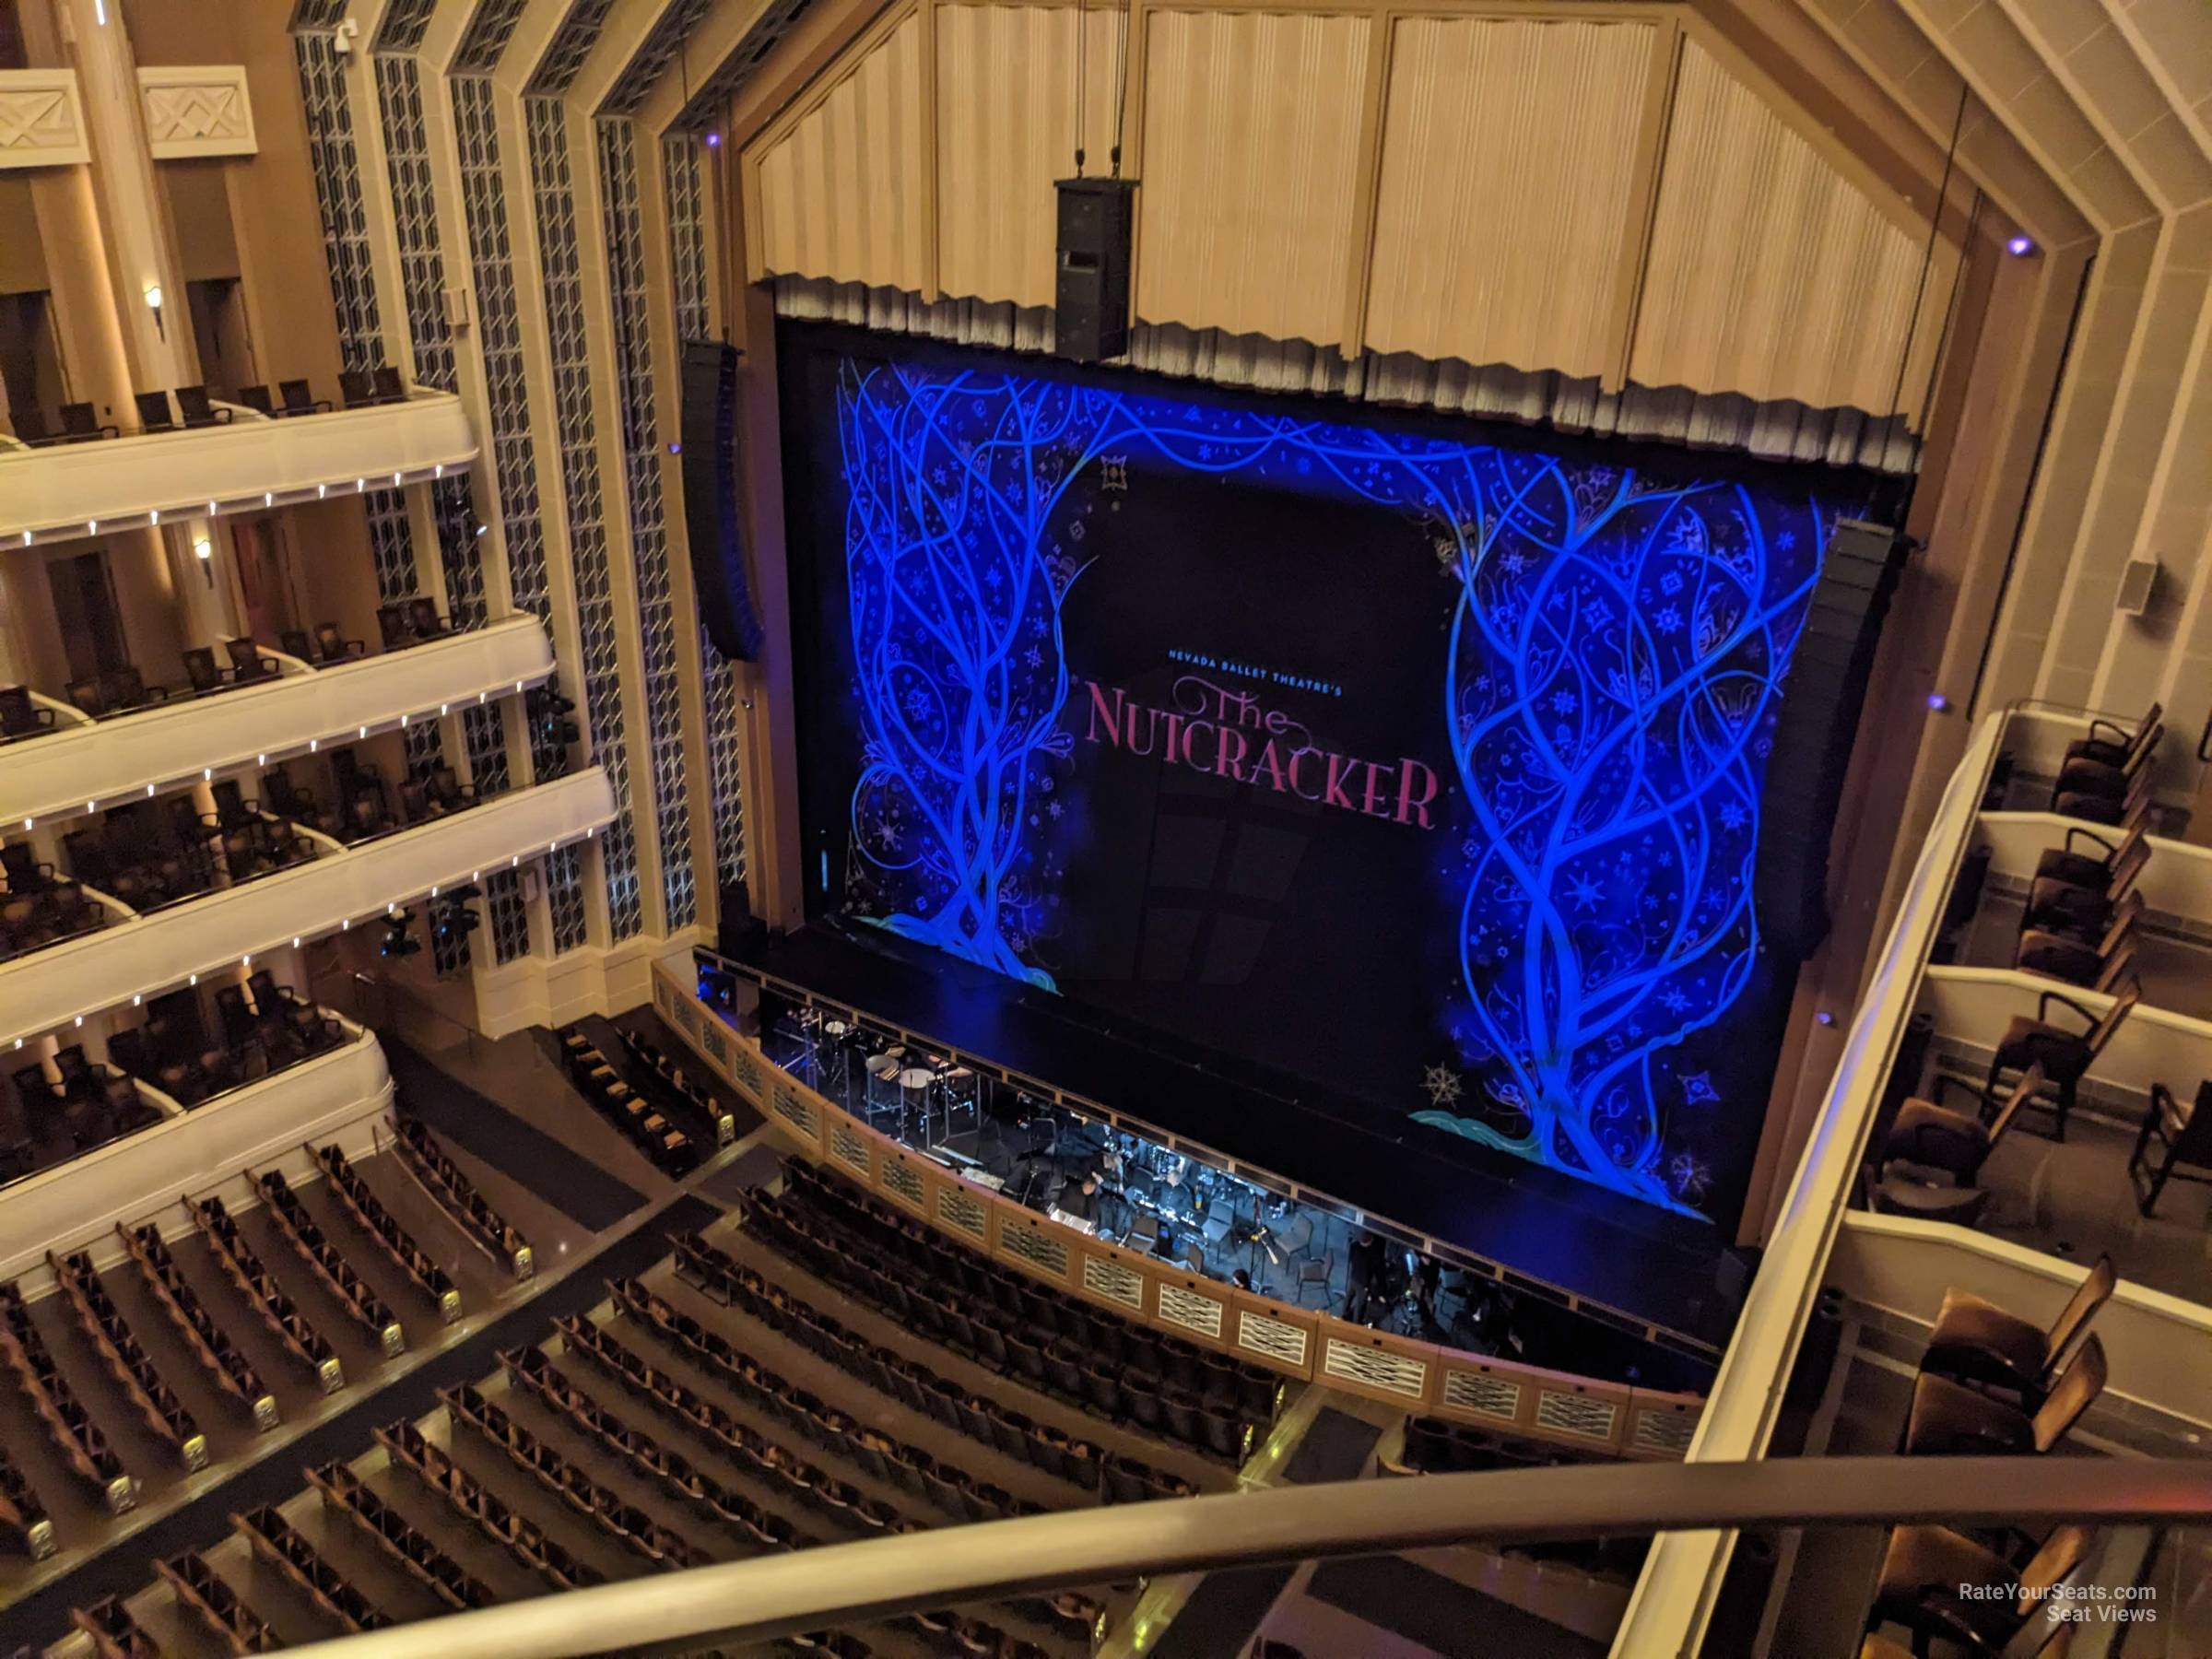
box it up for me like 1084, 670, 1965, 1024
1, 391, 478, 546
0, 1018, 390, 1283
0, 616, 554, 831
0, 768, 615, 1049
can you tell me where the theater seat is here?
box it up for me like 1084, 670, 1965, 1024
1922, 1254, 2113, 1405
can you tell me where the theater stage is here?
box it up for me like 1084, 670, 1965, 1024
740, 920, 1742, 1359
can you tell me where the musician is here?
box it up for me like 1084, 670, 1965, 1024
1344, 1230, 1385, 1324
1056, 1170, 1101, 1225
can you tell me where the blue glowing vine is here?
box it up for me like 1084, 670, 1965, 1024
831, 357, 1841, 1215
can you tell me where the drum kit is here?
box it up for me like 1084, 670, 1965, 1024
853, 1041, 977, 1146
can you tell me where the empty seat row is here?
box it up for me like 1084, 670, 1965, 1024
1396, 1415, 1593, 1477
0, 851, 108, 963
234, 1503, 390, 1634
306, 1461, 499, 1612
155, 1550, 277, 1653
547, 1321, 1077, 1658
9, 400, 120, 444
255, 1170, 403, 1353
616, 1026, 737, 1145
753, 1174, 1268, 1460
2048, 702, 2159, 826
376, 596, 458, 653
129, 383, 240, 430
0, 1278, 134, 1510
1864, 1262, 2121, 1654
315, 1145, 460, 1321
0, 684, 58, 743
671, 1236, 1199, 1501
71, 1595, 159, 1658
119, 1221, 276, 1428
560, 1030, 700, 1174
442, 1381, 702, 1569
50, 1248, 206, 1470
602, 1279, 1046, 1525
192, 1195, 343, 1390
377, 1418, 601, 1591
788, 1160, 1280, 1418
393, 1114, 534, 1277
503, 1343, 826, 1552
0, 1442, 53, 1559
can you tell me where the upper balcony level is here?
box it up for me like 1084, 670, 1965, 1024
0, 767, 615, 1052
0, 615, 553, 832
0, 381, 477, 548
1617, 700, 2212, 1656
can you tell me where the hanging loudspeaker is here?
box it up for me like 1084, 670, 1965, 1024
679, 340, 765, 662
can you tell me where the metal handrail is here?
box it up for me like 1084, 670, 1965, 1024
1612, 706, 2013, 1653
275, 1458, 2212, 1658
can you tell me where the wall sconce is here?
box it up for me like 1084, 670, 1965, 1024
193, 535, 213, 561
144, 284, 166, 340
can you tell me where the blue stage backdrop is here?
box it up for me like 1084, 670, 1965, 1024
780, 326, 1876, 1222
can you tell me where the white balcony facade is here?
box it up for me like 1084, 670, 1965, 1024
0, 392, 478, 547
0, 768, 616, 1048
0, 616, 554, 830
0, 1018, 389, 1284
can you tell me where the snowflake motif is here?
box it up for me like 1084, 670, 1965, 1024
1023, 646, 1042, 668
1499, 550, 1528, 575
982, 565, 1002, 591
901, 688, 931, 719
1460, 837, 1482, 860
1566, 873, 1604, 912
1658, 986, 1688, 1014
1067, 519, 1085, 543
1654, 606, 1682, 633
1718, 801, 1747, 831
1660, 571, 1683, 596
1046, 799, 1062, 818
1776, 530, 1796, 549
1680, 1072, 1721, 1106
1421, 1065, 1464, 1108
1549, 689, 1578, 715
1668, 1155, 1711, 1200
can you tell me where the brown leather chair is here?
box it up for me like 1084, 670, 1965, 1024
2065, 704, 2160, 771
2054, 759, 2155, 827
2025, 828, 2148, 931
1984, 983, 2137, 1141
1922, 1254, 2114, 1406
2014, 892, 2140, 989
1882, 1063, 2045, 1185
1903, 1333, 2106, 1456
1866, 1522, 2094, 1655
2129, 1079, 2212, 1217
2034, 819, 2145, 892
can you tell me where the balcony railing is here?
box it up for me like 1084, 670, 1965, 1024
250, 1458, 2212, 1659
0, 769, 615, 1049
0, 1015, 389, 1284
0, 617, 554, 831
0, 391, 477, 547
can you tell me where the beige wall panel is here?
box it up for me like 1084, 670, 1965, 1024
758, 12, 928, 293
935, 4, 1124, 310
1135, 9, 1371, 347
1365, 18, 1654, 379
1630, 39, 1954, 418
0, 176, 46, 294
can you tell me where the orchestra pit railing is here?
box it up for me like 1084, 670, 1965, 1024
259, 1458, 2212, 1659
647, 958, 1704, 1464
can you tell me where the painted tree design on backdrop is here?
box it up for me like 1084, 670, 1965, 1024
833, 358, 1838, 1214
